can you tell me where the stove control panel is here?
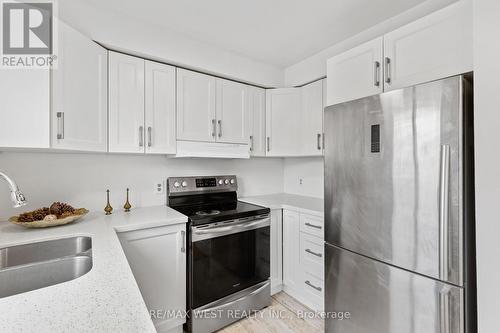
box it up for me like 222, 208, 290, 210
167, 175, 238, 195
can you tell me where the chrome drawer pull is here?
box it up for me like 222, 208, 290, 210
305, 222, 322, 230
305, 248, 322, 258
305, 280, 322, 292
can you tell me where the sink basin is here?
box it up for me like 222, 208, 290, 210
0, 236, 92, 298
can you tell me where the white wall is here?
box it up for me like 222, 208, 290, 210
284, 0, 461, 86
0, 152, 284, 220
283, 157, 324, 198
58, 0, 284, 88
472, 0, 500, 332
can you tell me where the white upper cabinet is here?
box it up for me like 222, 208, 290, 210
248, 86, 266, 156
326, 37, 383, 106
108, 52, 145, 153
215, 79, 249, 144
0, 69, 50, 148
383, 1, 472, 91
327, 2, 472, 106
52, 21, 107, 152
265, 88, 302, 156
176, 69, 216, 142
300, 80, 324, 156
145, 61, 176, 154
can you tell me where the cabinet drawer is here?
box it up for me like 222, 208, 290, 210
300, 233, 324, 280
301, 271, 324, 311
299, 213, 324, 238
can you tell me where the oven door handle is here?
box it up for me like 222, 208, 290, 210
191, 217, 270, 242
197, 280, 270, 314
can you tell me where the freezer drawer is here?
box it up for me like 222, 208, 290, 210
325, 244, 463, 333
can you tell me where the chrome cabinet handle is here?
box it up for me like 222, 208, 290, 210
181, 230, 186, 253
56, 112, 65, 139
147, 126, 152, 147
305, 280, 322, 292
385, 57, 391, 84
317, 133, 321, 150
322, 132, 325, 150
217, 120, 222, 138
439, 144, 450, 281
249, 135, 254, 152
211, 119, 216, 137
139, 126, 144, 147
266, 137, 270, 152
374, 61, 381, 87
305, 222, 322, 230
305, 248, 322, 258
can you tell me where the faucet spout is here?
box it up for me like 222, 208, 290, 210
0, 171, 27, 208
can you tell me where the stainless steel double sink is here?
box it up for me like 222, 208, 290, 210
0, 236, 93, 298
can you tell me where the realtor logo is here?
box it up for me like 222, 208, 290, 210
1, 0, 56, 68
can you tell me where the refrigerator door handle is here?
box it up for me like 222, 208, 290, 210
439, 290, 451, 333
439, 144, 450, 281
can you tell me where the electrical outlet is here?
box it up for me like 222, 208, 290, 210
299, 178, 303, 185
155, 181, 164, 195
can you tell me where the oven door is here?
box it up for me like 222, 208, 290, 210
190, 215, 270, 309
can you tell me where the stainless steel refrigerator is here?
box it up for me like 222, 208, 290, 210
323, 75, 476, 333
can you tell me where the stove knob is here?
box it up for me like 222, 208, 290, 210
224, 179, 229, 185
218, 179, 224, 185
181, 181, 188, 187
173, 181, 180, 188
230, 179, 235, 184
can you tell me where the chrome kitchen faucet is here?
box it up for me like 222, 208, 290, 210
0, 171, 27, 208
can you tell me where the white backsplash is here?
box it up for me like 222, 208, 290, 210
0, 152, 284, 220
283, 157, 324, 198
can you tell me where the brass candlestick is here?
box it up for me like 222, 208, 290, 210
104, 189, 113, 215
124, 188, 132, 212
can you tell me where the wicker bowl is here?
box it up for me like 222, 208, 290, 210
9, 208, 89, 228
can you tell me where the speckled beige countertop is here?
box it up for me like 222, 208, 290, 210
0, 206, 187, 332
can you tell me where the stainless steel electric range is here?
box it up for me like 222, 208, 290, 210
167, 175, 271, 333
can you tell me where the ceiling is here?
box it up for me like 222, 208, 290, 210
84, 0, 457, 68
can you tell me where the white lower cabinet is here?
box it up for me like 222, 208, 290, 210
270, 209, 283, 294
117, 223, 186, 333
283, 209, 325, 312
282, 210, 301, 294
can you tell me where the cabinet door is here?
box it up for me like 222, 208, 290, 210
383, 1, 472, 91
118, 224, 187, 333
176, 69, 216, 142
265, 88, 302, 156
145, 60, 176, 154
326, 37, 383, 106
300, 80, 324, 156
108, 52, 145, 153
52, 21, 107, 152
248, 86, 266, 156
215, 79, 249, 144
282, 210, 301, 296
270, 209, 283, 294
0, 69, 50, 148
